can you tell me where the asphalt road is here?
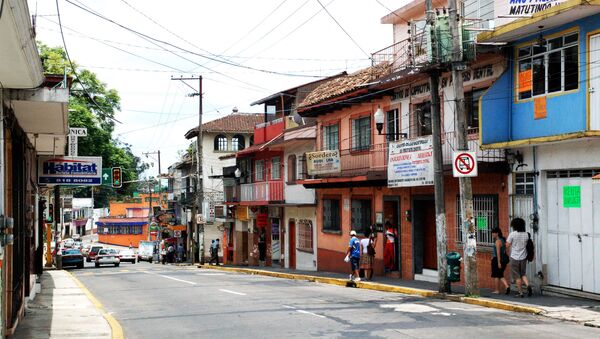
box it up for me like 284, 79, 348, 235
70, 262, 599, 339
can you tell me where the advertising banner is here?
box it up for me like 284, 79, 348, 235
387, 136, 433, 187
306, 150, 340, 175
38, 156, 102, 185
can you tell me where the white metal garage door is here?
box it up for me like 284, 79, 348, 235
546, 170, 600, 294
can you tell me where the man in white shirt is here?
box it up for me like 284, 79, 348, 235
506, 218, 532, 297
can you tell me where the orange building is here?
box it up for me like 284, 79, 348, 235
97, 193, 168, 247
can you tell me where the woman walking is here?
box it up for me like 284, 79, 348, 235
491, 227, 510, 295
506, 218, 533, 297
360, 228, 376, 281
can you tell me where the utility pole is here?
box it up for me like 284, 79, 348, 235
143, 150, 162, 176
449, 0, 478, 296
147, 178, 153, 241
172, 76, 204, 264
424, 0, 449, 293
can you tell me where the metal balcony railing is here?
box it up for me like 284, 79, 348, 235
441, 129, 505, 164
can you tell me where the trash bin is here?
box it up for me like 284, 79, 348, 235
446, 252, 461, 282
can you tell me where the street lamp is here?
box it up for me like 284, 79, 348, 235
374, 106, 407, 139
234, 168, 242, 179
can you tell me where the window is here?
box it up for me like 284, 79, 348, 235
386, 109, 401, 141
323, 124, 339, 151
515, 172, 535, 195
287, 155, 297, 183
232, 134, 245, 151
214, 135, 228, 151
351, 116, 371, 151
298, 154, 308, 180
463, 0, 494, 28
456, 195, 498, 247
465, 88, 487, 132
255, 160, 264, 181
323, 198, 341, 231
351, 199, 372, 233
271, 157, 281, 180
414, 102, 432, 136
518, 32, 579, 100
297, 219, 313, 252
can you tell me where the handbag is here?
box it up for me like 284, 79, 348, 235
367, 239, 376, 256
343, 254, 350, 263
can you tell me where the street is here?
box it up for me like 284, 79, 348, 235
70, 263, 598, 339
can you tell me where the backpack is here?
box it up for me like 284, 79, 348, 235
367, 239, 376, 256
526, 232, 535, 262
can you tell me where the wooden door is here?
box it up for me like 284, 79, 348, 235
289, 220, 296, 269
422, 201, 437, 270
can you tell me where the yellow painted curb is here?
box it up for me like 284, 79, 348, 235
66, 271, 125, 339
199, 265, 546, 315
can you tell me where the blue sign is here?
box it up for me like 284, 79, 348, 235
38, 156, 102, 186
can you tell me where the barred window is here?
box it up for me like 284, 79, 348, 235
515, 172, 535, 195
351, 117, 371, 151
323, 198, 341, 231
456, 195, 498, 246
297, 219, 313, 252
351, 199, 371, 233
271, 157, 281, 180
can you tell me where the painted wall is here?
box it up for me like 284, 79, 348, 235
284, 140, 316, 204
482, 16, 600, 144
284, 206, 317, 271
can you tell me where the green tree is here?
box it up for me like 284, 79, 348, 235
39, 43, 148, 207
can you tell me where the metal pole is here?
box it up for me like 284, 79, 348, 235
449, 0, 478, 296
426, 0, 450, 294
197, 76, 204, 265
147, 179, 152, 241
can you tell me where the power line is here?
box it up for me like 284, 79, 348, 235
315, 0, 372, 60
55, 0, 122, 124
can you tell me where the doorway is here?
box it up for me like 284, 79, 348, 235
288, 219, 296, 269
241, 221, 249, 264
271, 218, 280, 264
383, 197, 400, 273
590, 34, 600, 130
413, 196, 437, 276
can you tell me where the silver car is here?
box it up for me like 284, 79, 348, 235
94, 248, 120, 267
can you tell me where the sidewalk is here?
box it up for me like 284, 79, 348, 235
12, 269, 118, 339
200, 264, 600, 328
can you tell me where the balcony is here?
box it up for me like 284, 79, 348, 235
371, 37, 429, 73
240, 181, 284, 204
254, 118, 284, 144
442, 129, 505, 164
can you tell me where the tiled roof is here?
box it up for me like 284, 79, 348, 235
185, 113, 265, 139
298, 63, 392, 109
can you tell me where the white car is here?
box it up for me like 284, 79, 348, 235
63, 239, 75, 248
119, 249, 136, 264
94, 248, 120, 267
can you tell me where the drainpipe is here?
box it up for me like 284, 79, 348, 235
0, 84, 4, 338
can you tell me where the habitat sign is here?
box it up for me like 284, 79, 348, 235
38, 156, 102, 185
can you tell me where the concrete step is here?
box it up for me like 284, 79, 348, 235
542, 285, 600, 302
415, 269, 438, 283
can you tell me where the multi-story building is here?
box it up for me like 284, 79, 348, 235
478, 0, 600, 297
0, 1, 70, 334
294, 1, 512, 288
173, 110, 262, 261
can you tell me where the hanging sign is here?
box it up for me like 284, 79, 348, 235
306, 150, 340, 175
387, 136, 433, 187
38, 156, 102, 185
453, 152, 478, 177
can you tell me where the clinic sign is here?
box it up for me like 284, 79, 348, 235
306, 150, 340, 175
387, 136, 433, 187
38, 156, 102, 185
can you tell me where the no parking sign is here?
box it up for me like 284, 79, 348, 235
452, 152, 478, 177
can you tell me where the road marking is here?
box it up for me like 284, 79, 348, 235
143, 271, 197, 285
219, 289, 246, 296
196, 273, 225, 276
296, 310, 326, 318
282, 305, 296, 309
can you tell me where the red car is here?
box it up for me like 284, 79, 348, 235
86, 245, 104, 262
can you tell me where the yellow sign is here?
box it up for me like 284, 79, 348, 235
237, 206, 249, 221
306, 150, 341, 175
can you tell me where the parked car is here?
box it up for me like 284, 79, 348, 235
73, 239, 83, 249
72, 234, 81, 241
86, 245, 104, 262
63, 239, 75, 248
119, 249, 136, 264
137, 241, 156, 263
95, 248, 120, 268
60, 249, 84, 269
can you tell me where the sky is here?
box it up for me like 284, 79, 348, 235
30, 0, 404, 176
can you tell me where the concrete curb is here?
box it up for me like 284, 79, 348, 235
199, 265, 545, 316
66, 271, 125, 339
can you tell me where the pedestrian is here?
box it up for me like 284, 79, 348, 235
345, 230, 361, 282
360, 228, 376, 281
506, 218, 532, 297
258, 229, 267, 263
167, 244, 175, 263
491, 227, 510, 295
383, 221, 396, 271
177, 243, 184, 263
210, 239, 215, 260
209, 239, 220, 265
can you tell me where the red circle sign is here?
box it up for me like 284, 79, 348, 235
454, 153, 475, 175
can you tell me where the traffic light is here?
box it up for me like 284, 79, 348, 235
112, 167, 123, 188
